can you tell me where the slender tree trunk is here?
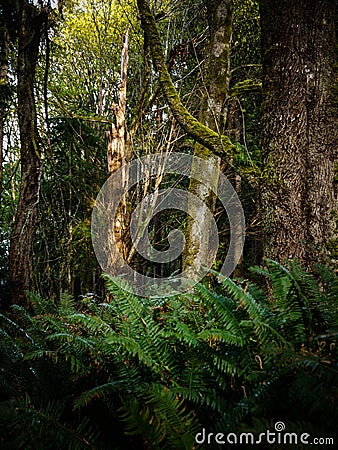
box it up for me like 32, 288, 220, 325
183, 0, 233, 274
260, 0, 337, 268
9, 2, 49, 306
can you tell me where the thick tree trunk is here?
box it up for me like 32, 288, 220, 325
260, 0, 337, 268
183, 0, 233, 274
9, 2, 48, 306
0, 13, 10, 198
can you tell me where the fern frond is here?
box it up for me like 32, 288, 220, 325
74, 381, 121, 410
0, 396, 99, 449
120, 383, 199, 450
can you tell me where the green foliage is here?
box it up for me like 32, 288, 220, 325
0, 261, 337, 448
50, 0, 141, 119
35, 117, 106, 298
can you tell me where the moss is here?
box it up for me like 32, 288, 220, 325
230, 79, 262, 97
137, 0, 262, 186
138, 2, 232, 155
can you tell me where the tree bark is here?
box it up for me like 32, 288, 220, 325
183, 0, 234, 274
260, 0, 337, 267
9, 2, 49, 306
0, 10, 10, 198
106, 30, 131, 271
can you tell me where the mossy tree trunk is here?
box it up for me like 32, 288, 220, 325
137, 0, 262, 278
0, 12, 10, 198
137, 0, 261, 172
260, 0, 337, 268
9, 1, 49, 307
183, 0, 234, 274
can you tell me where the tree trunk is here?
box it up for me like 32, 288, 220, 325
0, 11, 10, 198
106, 30, 131, 272
137, 0, 261, 183
183, 0, 233, 274
9, 2, 48, 307
260, 0, 337, 268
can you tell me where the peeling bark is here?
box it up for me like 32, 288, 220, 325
107, 30, 129, 176
106, 30, 131, 269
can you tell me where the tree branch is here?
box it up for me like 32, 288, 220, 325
137, 0, 234, 159
136, 0, 263, 186
229, 80, 262, 97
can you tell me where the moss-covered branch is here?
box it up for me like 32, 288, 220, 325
137, 0, 234, 159
230, 80, 262, 97
136, 0, 263, 186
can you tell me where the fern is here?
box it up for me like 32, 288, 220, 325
120, 383, 198, 450
0, 260, 336, 448
0, 396, 99, 449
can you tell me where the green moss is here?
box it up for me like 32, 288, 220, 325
230, 79, 262, 97
137, 0, 261, 186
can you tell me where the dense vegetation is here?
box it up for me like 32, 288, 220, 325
1, 261, 337, 448
0, 0, 337, 448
